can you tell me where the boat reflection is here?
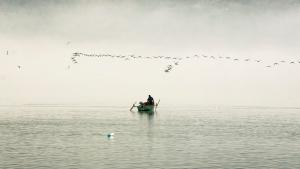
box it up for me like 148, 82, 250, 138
130, 109, 157, 121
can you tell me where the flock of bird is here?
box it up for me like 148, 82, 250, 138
71, 52, 300, 73
2, 49, 300, 72
71, 52, 184, 72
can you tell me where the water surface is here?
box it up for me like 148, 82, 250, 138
1, 105, 300, 169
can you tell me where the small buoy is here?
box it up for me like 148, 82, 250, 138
107, 133, 114, 138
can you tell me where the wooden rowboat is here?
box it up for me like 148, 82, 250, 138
130, 100, 160, 112
137, 104, 155, 112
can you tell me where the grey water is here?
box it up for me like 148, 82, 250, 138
1, 105, 300, 169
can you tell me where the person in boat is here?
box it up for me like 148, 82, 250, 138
146, 95, 154, 105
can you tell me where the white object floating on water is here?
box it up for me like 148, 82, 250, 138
107, 133, 114, 138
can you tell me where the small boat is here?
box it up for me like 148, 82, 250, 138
130, 100, 160, 112
137, 103, 155, 112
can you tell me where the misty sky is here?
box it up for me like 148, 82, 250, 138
1, 0, 300, 107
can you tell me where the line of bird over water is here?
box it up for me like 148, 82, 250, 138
71, 52, 300, 72
2, 50, 300, 72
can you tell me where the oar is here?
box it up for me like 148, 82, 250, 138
155, 99, 160, 111
130, 102, 137, 111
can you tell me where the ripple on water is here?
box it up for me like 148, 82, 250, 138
0, 106, 300, 169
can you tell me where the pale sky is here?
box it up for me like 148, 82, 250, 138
1, 0, 300, 107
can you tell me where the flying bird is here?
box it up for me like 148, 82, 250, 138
167, 65, 172, 69
164, 65, 173, 72
73, 53, 80, 56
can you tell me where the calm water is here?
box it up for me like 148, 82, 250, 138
1, 105, 300, 169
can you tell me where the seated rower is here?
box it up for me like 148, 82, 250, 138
146, 95, 154, 105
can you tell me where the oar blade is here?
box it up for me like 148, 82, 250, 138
155, 99, 160, 111
130, 102, 136, 111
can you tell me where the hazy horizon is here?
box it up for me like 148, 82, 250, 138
1, 0, 300, 107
